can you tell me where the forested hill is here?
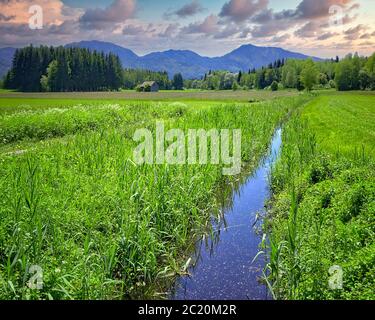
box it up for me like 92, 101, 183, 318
3, 46, 123, 92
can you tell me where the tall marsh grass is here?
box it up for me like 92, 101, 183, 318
0, 96, 310, 299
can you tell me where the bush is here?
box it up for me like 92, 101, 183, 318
329, 80, 336, 88
319, 73, 328, 85
144, 84, 151, 92
271, 81, 279, 91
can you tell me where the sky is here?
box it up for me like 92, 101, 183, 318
0, 0, 374, 58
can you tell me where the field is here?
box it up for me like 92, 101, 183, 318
268, 93, 375, 300
0, 90, 312, 299
302, 94, 375, 157
0, 90, 373, 300
0, 89, 299, 102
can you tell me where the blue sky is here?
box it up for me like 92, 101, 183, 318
1, 0, 374, 57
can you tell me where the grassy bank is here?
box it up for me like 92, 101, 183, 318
0, 95, 310, 299
266, 93, 375, 300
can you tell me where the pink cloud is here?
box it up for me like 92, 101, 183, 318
220, 0, 268, 22
80, 0, 136, 29
182, 14, 219, 34
0, 0, 81, 26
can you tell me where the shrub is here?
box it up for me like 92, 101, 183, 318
328, 80, 336, 88
271, 81, 279, 91
144, 84, 151, 92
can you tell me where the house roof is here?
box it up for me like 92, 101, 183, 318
140, 81, 157, 86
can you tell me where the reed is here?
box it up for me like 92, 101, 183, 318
0, 96, 309, 299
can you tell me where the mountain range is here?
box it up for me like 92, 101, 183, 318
0, 40, 321, 79
0, 47, 16, 80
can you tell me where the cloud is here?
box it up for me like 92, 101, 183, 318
0, 13, 15, 22
0, 0, 81, 25
122, 24, 147, 36
168, 1, 205, 18
47, 20, 80, 35
122, 22, 178, 38
294, 21, 320, 38
293, 0, 355, 20
341, 13, 358, 25
250, 19, 294, 38
359, 33, 372, 40
317, 32, 339, 40
248, 0, 360, 41
159, 23, 180, 38
344, 24, 366, 40
80, 0, 136, 30
0, 23, 34, 38
0, 0, 83, 46
344, 24, 365, 34
358, 41, 374, 47
182, 14, 219, 34
220, 0, 268, 22
0, 0, 372, 59
252, 9, 273, 23
213, 24, 240, 39
271, 34, 291, 43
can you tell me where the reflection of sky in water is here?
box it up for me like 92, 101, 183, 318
171, 129, 282, 300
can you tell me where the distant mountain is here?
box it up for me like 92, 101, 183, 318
0, 47, 16, 79
68, 41, 320, 78
137, 49, 219, 79
65, 42, 224, 77
218, 44, 320, 72
0, 41, 321, 79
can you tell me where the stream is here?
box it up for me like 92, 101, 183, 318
170, 128, 282, 300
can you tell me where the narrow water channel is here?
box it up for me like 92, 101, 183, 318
170, 128, 282, 300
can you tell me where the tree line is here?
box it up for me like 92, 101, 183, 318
4, 45, 123, 92
2, 45, 374, 93
335, 53, 375, 90
184, 53, 375, 92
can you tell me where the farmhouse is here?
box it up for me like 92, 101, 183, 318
138, 81, 159, 92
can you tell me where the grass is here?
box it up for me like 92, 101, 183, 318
1, 90, 373, 300
0, 104, 132, 144
0, 89, 299, 102
0, 94, 311, 299
266, 92, 375, 300
302, 94, 375, 157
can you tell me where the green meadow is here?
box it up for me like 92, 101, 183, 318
0, 90, 373, 300
267, 93, 374, 300
302, 94, 375, 157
